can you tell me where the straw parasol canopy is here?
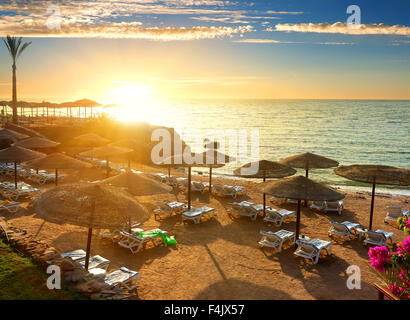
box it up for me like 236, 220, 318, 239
279, 152, 339, 177
0, 128, 29, 141
201, 150, 235, 195
0, 146, 45, 188
160, 153, 209, 209
22, 153, 92, 186
100, 169, 172, 196
279, 152, 339, 206
260, 175, 345, 244
73, 133, 110, 146
109, 139, 149, 167
35, 183, 150, 270
234, 160, 296, 181
79, 145, 133, 177
335, 165, 410, 229
234, 160, 296, 212
13, 136, 60, 149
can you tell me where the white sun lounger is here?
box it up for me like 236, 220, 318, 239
311, 200, 344, 215
294, 238, 333, 264
103, 267, 139, 291
61, 249, 87, 262
328, 221, 361, 241
79, 255, 110, 271
164, 175, 178, 187
258, 229, 296, 253
153, 201, 186, 219
29, 172, 64, 185
118, 228, 168, 254
264, 208, 296, 226
0, 200, 20, 213
363, 229, 394, 246
0, 181, 41, 201
228, 201, 265, 220
385, 206, 409, 222
212, 184, 244, 199
182, 206, 215, 224
191, 181, 206, 193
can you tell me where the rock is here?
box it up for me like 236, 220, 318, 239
60, 258, 75, 271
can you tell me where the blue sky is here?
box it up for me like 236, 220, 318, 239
0, 0, 409, 101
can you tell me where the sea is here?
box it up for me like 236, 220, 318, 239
106, 99, 410, 195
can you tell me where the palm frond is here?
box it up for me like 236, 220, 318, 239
17, 41, 32, 59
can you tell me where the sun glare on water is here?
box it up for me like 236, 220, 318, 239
106, 83, 166, 125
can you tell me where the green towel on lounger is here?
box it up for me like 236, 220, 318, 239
137, 231, 177, 246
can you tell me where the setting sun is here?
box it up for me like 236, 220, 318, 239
106, 82, 160, 123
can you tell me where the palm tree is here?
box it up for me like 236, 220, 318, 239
3, 36, 32, 124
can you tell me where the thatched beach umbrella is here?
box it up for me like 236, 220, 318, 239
34, 183, 150, 270
279, 152, 339, 178
22, 153, 92, 186
335, 165, 410, 230
13, 136, 60, 149
234, 160, 296, 212
260, 176, 344, 245
0, 146, 45, 188
74, 133, 110, 146
79, 145, 133, 177
110, 139, 148, 168
161, 153, 208, 210
201, 150, 235, 195
279, 152, 339, 206
0, 128, 29, 141
100, 169, 172, 196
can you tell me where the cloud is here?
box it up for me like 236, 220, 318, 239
0, 15, 253, 40
232, 38, 302, 44
233, 39, 354, 45
265, 10, 303, 15
274, 22, 410, 36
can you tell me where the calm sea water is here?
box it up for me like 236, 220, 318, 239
108, 99, 410, 193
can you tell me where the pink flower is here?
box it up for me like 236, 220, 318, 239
388, 284, 405, 296
400, 236, 410, 252
368, 246, 391, 272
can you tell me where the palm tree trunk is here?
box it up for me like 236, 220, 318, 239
12, 62, 17, 124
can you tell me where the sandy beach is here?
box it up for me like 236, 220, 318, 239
1, 164, 408, 300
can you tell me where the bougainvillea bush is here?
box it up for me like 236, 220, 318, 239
397, 216, 410, 235
368, 235, 410, 299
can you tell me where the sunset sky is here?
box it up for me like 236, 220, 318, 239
0, 0, 409, 103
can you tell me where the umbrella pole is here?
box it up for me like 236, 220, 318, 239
209, 165, 212, 195
263, 174, 266, 213
188, 166, 192, 210
106, 158, 109, 177
168, 165, 171, 177
128, 157, 131, 169
84, 227, 93, 271
55, 168, 58, 186
304, 168, 309, 207
295, 200, 301, 248
14, 161, 17, 189
369, 183, 376, 230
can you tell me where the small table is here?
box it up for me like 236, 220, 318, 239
354, 227, 368, 241
298, 235, 310, 241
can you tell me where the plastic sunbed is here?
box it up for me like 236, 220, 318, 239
264, 208, 296, 226
328, 221, 361, 241
258, 229, 296, 253
294, 238, 333, 264
182, 206, 215, 224
363, 229, 394, 246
